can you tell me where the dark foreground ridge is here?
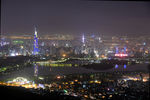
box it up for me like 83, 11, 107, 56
0, 86, 81, 100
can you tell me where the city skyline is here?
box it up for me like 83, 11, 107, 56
0, 1, 150, 99
1, 0, 150, 36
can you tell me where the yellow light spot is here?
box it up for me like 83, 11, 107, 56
62, 54, 66, 57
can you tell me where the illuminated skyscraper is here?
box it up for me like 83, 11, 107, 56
81, 34, 86, 54
33, 27, 39, 55
116, 47, 119, 54
124, 46, 127, 53
82, 34, 85, 44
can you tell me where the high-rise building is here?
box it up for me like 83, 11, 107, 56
33, 27, 39, 55
81, 34, 86, 54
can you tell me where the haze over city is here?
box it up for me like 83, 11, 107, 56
1, 0, 150, 36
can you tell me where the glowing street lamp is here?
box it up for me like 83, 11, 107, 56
62, 54, 66, 57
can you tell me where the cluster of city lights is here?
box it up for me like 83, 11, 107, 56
5, 77, 45, 89
115, 53, 128, 57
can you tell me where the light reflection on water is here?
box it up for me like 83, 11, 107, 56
115, 64, 118, 69
115, 64, 127, 69
124, 64, 127, 69
34, 64, 38, 77
0, 63, 149, 82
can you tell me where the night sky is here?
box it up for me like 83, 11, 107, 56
1, 0, 150, 36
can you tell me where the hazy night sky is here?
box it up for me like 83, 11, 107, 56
1, 0, 150, 36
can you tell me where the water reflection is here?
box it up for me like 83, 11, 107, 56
49, 66, 52, 72
124, 64, 127, 69
115, 64, 127, 69
115, 64, 118, 69
34, 64, 38, 77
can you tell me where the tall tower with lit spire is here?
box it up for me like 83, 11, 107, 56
82, 34, 85, 44
33, 26, 39, 55
81, 34, 86, 54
